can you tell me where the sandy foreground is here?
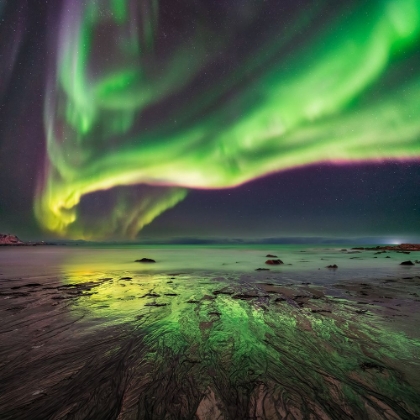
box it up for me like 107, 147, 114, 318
0, 268, 419, 419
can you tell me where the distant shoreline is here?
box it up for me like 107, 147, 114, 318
0, 233, 55, 247
0, 243, 56, 246
352, 244, 420, 252
2, 231, 420, 249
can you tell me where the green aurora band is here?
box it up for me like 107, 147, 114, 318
36, 0, 420, 239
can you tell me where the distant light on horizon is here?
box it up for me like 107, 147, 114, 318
385, 238, 419, 245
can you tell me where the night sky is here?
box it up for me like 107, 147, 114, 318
0, 0, 420, 242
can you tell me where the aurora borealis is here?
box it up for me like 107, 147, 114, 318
3, 4, 420, 417
1, 0, 420, 239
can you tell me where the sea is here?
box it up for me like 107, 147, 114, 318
0, 244, 418, 283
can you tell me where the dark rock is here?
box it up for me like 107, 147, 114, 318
360, 362, 385, 372
266, 254, 278, 258
385, 256, 391, 258
6, 306, 25, 312
231, 294, 257, 300
400, 260, 414, 266
255, 268, 270, 271
135, 258, 156, 263
326, 264, 338, 269
144, 302, 167, 307
311, 309, 331, 314
120, 277, 132, 280
265, 259, 284, 265
213, 289, 234, 296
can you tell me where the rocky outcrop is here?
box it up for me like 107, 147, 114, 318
353, 244, 420, 252
135, 258, 156, 263
400, 261, 414, 266
265, 259, 283, 265
0, 233, 52, 246
0, 234, 24, 245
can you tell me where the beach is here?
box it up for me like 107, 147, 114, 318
0, 245, 419, 419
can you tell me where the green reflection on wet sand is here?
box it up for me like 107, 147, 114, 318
63, 269, 420, 418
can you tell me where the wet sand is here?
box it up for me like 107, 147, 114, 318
0, 268, 420, 419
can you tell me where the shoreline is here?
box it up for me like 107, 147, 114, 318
0, 266, 419, 419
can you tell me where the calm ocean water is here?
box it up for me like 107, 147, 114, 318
1, 244, 419, 284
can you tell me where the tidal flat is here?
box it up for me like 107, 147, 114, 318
0, 246, 419, 419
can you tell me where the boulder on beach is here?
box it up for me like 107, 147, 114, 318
135, 258, 156, 263
265, 259, 284, 265
400, 260, 414, 266
326, 264, 338, 269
